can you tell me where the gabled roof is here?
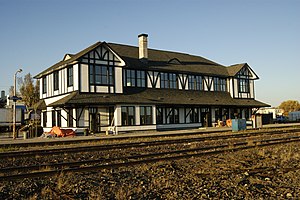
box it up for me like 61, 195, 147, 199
227, 63, 245, 76
107, 43, 230, 76
35, 40, 257, 79
227, 63, 259, 79
49, 88, 270, 108
34, 42, 102, 78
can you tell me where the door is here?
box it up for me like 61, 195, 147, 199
201, 108, 211, 127
89, 113, 100, 133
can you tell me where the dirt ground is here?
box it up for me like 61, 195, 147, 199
0, 142, 300, 199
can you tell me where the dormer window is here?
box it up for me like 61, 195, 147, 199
168, 58, 182, 65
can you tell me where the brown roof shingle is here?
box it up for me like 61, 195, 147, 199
49, 88, 269, 108
35, 41, 250, 78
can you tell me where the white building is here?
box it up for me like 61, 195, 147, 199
34, 34, 269, 133
256, 107, 284, 119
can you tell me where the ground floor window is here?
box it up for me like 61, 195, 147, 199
52, 110, 56, 127
156, 107, 163, 124
67, 109, 73, 127
57, 110, 61, 127
185, 107, 200, 123
121, 106, 135, 126
140, 106, 153, 125
166, 107, 179, 124
109, 107, 114, 126
43, 111, 47, 127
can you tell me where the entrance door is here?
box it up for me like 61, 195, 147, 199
201, 108, 211, 127
89, 113, 100, 133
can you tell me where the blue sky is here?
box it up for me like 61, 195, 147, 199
0, 0, 299, 107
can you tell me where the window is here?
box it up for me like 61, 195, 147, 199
53, 71, 59, 91
67, 66, 73, 87
237, 67, 251, 93
52, 110, 56, 127
169, 73, 177, 89
121, 106, 135, 126
42, 111, 47, 127
156, 107, 163, 124
124, 69, 146, 87
238, 79, 250, 93
160, 72, 169, 88
89, 64, 113, 85
213, 77, 219, 91
186, 108, 199, 123
167, 107, 179, 124
136, 70, 146, 87
220, 78, 227, 91
214, 77, 227, 92
57, 110, 61, 127
160, 73, 178, 89
67, 109, 73, 127
140, 106, 152, 125
42, 77, 47, 94
188, 75, 203, 90
125, 69, 136, 87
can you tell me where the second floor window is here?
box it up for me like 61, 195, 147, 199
89, 64, 113, 85
124, 69, 146, 87
67, 66, 73, 87
238, 79, 250, 93
188, 75, 203, 90
160, 73, 177, 89
125, 69, 136, 87
136, 70, 146, 87
54, 71, 59, 91
42, 76, 47, 94
214, 77, 227, 92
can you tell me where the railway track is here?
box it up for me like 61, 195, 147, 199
0, 134, 300, 181
1, 126, 300, 149
0, 127, 300, 158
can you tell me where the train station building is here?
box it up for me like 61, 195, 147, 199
34, 34, 269, 133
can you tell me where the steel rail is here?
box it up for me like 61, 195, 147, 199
1, 128, 300, 158
1, 127, 300, 149
1, 136, 300, 181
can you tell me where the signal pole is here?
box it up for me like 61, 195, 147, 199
13, 69, 22, 139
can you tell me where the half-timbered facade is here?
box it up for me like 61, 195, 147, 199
35, 34, 269, 133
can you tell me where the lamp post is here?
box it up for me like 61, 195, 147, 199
13, 68, 22, 139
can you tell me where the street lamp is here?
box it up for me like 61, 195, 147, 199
13, 68, 22, 139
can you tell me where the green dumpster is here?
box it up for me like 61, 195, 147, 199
232, 119, 246, 132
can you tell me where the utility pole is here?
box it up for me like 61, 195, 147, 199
13, 69, 22, 139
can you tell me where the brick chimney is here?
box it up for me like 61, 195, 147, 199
138, 33, 148, 62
